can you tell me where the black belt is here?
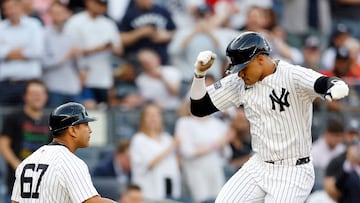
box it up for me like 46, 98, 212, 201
265, 156, 310, 166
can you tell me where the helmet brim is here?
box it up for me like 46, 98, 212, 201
226, 62, 248, 75
73, 117, 97, 125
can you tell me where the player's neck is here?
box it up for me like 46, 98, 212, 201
51, 138, 76, 153
260, 59, 278, 80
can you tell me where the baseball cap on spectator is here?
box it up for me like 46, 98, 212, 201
333, 23, 351, 38
336, 46, 350, 59
304, 36, 320, 49
195, 4, 212, 18
346, 118, 360, 134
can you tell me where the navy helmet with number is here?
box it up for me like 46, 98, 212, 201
226, 32, 271, 74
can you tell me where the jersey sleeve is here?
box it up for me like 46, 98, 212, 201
207, 74, 243, 111
62, 156, 99, 202
292, 65, 323, 101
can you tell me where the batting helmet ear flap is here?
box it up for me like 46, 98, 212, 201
225, 32, 271, 75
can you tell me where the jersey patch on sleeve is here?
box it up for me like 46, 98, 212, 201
214, 81, 222, 90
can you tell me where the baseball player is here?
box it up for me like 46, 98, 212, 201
11, 102, 116, 203
190, 32, 349, 203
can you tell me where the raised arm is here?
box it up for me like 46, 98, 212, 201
190, 51, 219, 117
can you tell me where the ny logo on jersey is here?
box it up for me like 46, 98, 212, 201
269, 88, 290, 112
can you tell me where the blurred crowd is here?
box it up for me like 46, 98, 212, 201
1, 0, 360, 202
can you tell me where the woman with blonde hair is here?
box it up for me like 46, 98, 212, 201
129, 103, 181, 201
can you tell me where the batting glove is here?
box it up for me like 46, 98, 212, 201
194, 50, 216, 77
324, 80, 349, 101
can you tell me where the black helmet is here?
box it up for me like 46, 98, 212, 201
226, 32, 271, 74
49, 102, 96, 133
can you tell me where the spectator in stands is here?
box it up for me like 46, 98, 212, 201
42, 1, 85, 107
0, 79, 50, 199
281, 0, 331, 49
227, 107, 252, 172
32, 0, 55, 25
108, 60, 144, 109
63, 0, 122, 109
20, 0, 43, 24
169, 3, 225, 96
130, 103, 181, 201
135, 48, 182, 110
118, 0, 176, 65
0, 0, 45, 106
92, 139, 132, 191
343, 37, 360, 79
239, 6, 267, 33
120, 184, 144, 203
330, 0, 360, 40
174, 75, 231, 203
323, 117, 360, 201
106, 0, 131, 23
332, 139, 360, 203
311, 117, 346, 191
260, 8, 303, 65
158, 0, 195, 29
321, 23, 352, 71
300, 35, 322, 71
321, 47, 360, 112
66, 0, 85, 13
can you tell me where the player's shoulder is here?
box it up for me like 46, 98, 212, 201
220, 73, 244, 85
207, 73, 244, 94
277, 60, 300, 71
277, 60, 316, 75
43, 145, 86, 165
16, 145, 48, 168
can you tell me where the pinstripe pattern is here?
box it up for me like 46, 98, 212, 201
11, 145, 98, 203
215, 155, 315, 203
208, 60, 321, 202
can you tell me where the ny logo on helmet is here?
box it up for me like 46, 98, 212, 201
269, 88, 290, 112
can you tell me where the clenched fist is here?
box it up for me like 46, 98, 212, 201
194, 50, 216, 77
324, 80, 349, 101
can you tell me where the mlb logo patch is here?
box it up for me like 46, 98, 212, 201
214, 81, 222, 90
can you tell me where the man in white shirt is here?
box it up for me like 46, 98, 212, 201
64, 0, 122, 107
0, 0, 44, 106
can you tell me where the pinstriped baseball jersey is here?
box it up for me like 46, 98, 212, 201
207, 60, 323, 161
11, 145, 98, 203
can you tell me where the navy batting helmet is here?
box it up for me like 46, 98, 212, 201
49, 102, 96, 133
225, 32, 271, 75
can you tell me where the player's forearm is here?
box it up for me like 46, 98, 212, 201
190, 51, 219, 116
84, 196, 117, 203
190, 77, 207, 99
